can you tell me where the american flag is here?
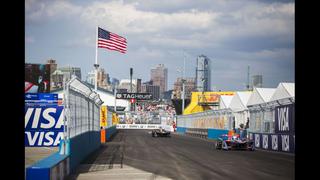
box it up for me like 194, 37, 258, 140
98, 27, 127, 54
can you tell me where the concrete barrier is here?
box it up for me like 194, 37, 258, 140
105, 125, 118, 141
69, 131, 101, 171
26, 153, 70, 180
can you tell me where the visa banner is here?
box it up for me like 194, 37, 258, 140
25, 105, 64, 147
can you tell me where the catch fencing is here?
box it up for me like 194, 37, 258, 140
63, 76, 103, 171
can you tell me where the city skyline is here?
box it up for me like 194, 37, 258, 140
26, 0, 294, 91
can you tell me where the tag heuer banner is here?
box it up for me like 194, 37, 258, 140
116, 93, 152, 100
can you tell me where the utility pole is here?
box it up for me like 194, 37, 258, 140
247, 65, 250, 90
182, 51, 186, 115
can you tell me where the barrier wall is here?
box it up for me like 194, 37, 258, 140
105, 125, 117, 141
207, 129, 229, 139
249, 132, 295, 153
26, 153, 69, 180
176, 127, 187, 134
69, 131, 101, 171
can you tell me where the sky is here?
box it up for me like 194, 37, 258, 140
25, 0, 294, 91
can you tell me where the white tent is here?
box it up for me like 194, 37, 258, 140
219, 95, 234, 109
229, 91, 252, 112
247, 88, 276, 106
270, 82, 295, 102
229, 91, 252, 128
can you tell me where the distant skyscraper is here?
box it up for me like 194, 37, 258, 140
150, 64, 168, 97
58, 66, 81, 81
252, 75, 263, 88
195, 55, 211, 92
173, 77, 196, 99
46, 59, 58, 91
141, 82, 160, 100
86, 70, 95, 85
118, 79, 141, 93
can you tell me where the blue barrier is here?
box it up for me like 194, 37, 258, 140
105, 125, 117, 141
69, 131, 101, 171
207, 129, 229, 139
26, 152, 69, 180
176, 127, 187, 134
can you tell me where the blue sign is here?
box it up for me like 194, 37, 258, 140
25, 105, 64, 147
25, 93, 59, 105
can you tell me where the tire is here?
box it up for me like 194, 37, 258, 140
215, 142, 220, 150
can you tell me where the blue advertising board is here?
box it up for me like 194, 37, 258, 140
250, 133, 295, 153
25, 93, 59, 105
275, 104, 294, 134
25, 105, 64, 147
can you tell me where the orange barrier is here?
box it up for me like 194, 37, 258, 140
100, 129, 106, 143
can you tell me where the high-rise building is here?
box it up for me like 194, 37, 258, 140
173, 77, 196, 99
195, 55, 211, 92
141, 82, 160, 100
86, 69, 114, 91
118, 79, 142, 93
252, 75, 263, 88
150, 64, 168, 97
46, 59, 58, 91
58, 66, 81, 81
47, 59, 57, 76
86, 70, 95, 86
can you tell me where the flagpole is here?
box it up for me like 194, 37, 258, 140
94, 26, 99, 91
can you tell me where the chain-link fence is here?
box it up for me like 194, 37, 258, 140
64, 76, 103, 139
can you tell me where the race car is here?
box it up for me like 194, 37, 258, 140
215, 134, 254, 151
152, 128, 171, 137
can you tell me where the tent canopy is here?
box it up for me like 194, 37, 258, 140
219, 95, 234, 109
270, 82, 295, 101
229, 91, 252, 112
247, 88, 276, 106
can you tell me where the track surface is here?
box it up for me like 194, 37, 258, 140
68, 130, 294, 180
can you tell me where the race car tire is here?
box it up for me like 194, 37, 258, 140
215, 142, 220, 150
222, 141, 228, 151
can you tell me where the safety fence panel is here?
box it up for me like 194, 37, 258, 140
64, 77, 103, 172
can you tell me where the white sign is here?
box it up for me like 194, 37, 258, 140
281, 135, 290, 152
263, 135, 268, 149
272, 135, 278, 150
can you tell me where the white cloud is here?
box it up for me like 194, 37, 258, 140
80, 1, 217, 34
26, 0, 82, 23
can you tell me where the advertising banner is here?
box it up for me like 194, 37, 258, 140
252, 133, 295, 153
25, 93, 58, 105
198, 93, 220, 106
275, 104, 294, 134
25, 63, 51, 93
100, 105, 107, 128
25, 105, 64, 146
116, 93, 152, 100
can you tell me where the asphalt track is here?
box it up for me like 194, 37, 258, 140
68, 130, 294, 180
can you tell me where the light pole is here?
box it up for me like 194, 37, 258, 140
182, 51, 186, 115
